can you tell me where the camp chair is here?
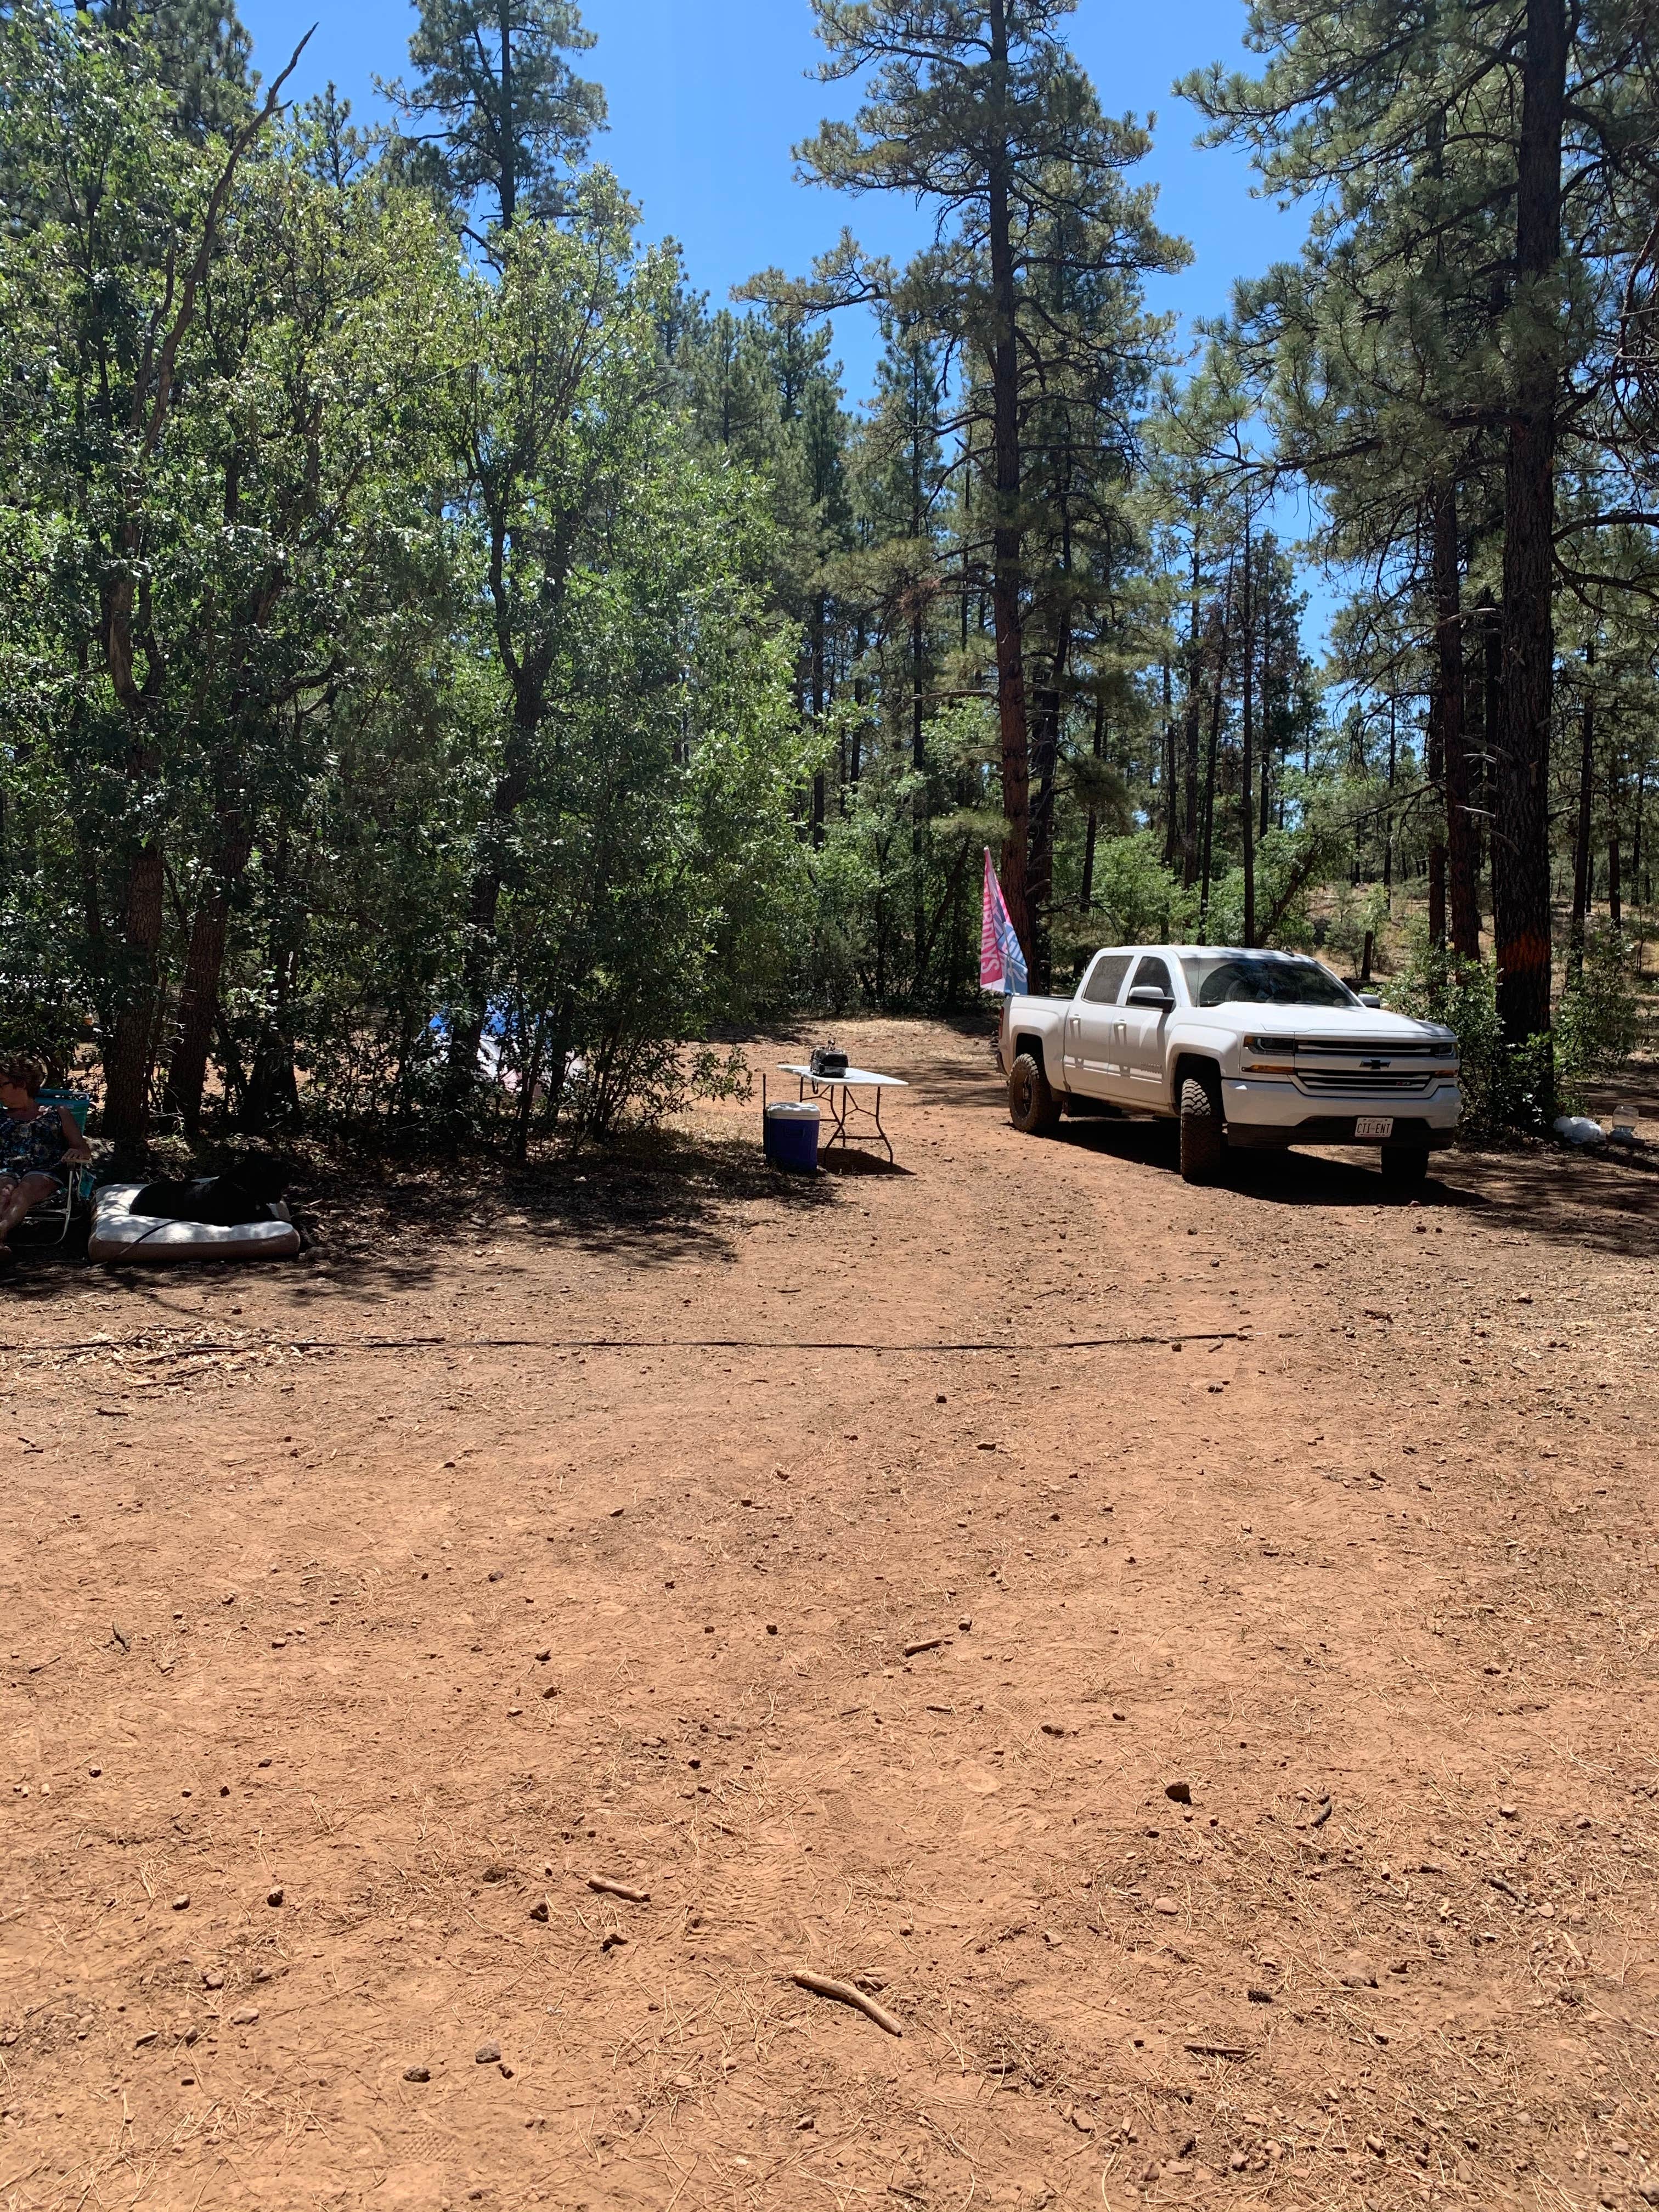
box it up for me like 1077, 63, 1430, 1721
9, 1090, 95, 1246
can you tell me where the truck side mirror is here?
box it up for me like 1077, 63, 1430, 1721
1126, 985, 1175, 1009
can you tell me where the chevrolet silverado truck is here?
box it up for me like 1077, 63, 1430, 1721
996, 945, 1460, 1188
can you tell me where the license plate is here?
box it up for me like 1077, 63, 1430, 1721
1355, 1116, 1395, 1141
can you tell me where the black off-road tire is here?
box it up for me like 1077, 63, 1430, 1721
1380, 1147, 1430, 1193
1008, 1052, 1062, 1136
1178, 1075, 1225, 1185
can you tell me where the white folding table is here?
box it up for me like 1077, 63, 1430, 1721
777, 1064, 908, 1163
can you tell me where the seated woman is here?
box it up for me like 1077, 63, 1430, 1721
1, 1058, 93, 1268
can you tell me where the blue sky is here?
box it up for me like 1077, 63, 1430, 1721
240, 0, 1307, 398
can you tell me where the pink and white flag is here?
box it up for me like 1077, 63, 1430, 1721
980, 849, 1028, 995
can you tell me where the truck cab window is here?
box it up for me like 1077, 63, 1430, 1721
1082, 953, 1132, 1005
1129, 955, 1174, 998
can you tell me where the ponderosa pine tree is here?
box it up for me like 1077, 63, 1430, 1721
1186, 0, 1659, 1054
381, 0, 605, 236
778, 0, 1185, 976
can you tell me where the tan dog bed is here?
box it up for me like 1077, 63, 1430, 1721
88, 1183, 301, 1265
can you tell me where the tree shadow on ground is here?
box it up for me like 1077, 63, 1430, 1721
1055, 1113, 1659, 1252
285, 1124, 840, 1297
0, 1125, 843, 1313
1428, 1142, 1659, 1259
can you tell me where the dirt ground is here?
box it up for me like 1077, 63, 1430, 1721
4, 1015, 1659, 2212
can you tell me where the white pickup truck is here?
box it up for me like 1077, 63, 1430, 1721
997, 945, 1460, 1188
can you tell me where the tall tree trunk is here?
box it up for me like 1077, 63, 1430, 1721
1198, 583, 1232, 934
1160, 652, 1177, 867
1433, 478, 1481, 958
244, 827, 302, 1133
498, 0, 516, 225
449, 708, 537, 1086
103, 831, 165, 1149
1259, 599, 1273, 840
1632, 766, 1645, 905
1607, 819, 1622, 933
1427, 685, 1448, 949
1182, 535, 1201, 886
1570, 655, 1595, 979
166, 808, 255, 1133
985, 0, 1032, 962
1383, 695, 1397, 904
1607, 726, 1623, 934
1082, 686, 1105, 911
1493, 0, 1568, 1048
1026, 617, 1068, 995
912, 602, 926, 984
1240, 518, 1255, 946
812, 589, 829, 851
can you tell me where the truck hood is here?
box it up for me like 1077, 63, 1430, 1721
1190, 1003, 1457, 1050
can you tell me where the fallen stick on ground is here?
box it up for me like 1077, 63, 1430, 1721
904, 1637, 949, 1658
789, 1971, 904, 2037
5, 1329, 1252, 1361
586, 1876, 650, 1904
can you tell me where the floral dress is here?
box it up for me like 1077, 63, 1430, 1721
2, 1106, 72, 1188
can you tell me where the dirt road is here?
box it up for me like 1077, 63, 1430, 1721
4, 1018, 1658, 2211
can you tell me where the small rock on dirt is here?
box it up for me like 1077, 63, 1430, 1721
1154, 1896, 1178, 1915
404, 2065, 431, 2083
266, 1887, 284, 1907
1340, 1954, 1379, 1988
171, 1894, 190, 1911
475, 2041, 501, 2064
230, 2006, 258, 2025
528, 1899, 550, 1922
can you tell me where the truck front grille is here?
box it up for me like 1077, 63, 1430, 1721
1299, 1070, 1438, 1096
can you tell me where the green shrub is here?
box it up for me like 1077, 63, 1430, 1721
1386, 923, 1641, 1135
1384, 930, 1547, 1137
1555, 927, 1641, 1110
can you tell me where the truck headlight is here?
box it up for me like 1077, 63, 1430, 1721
1242, 1035, 1298, 1072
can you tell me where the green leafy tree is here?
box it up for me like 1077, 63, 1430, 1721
0, 0, 310, 1144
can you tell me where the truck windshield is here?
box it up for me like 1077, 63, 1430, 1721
1181, 955, 1357, 1009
